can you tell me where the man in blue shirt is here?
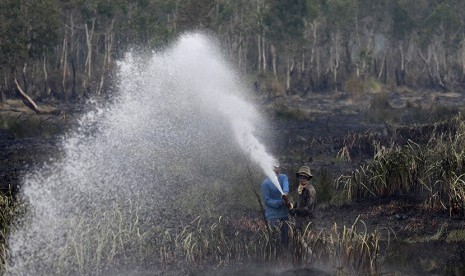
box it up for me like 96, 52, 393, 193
261, 163, 292, 247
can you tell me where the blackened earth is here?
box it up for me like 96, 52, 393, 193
1, 89, 465, 275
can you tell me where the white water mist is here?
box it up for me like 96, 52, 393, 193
7, 33, 282, 274
168, 34, 283, 194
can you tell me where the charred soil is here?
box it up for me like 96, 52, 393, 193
2, 89, 465, 275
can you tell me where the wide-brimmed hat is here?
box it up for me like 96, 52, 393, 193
296, 166, 313, 178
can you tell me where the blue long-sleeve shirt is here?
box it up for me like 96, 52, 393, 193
261, 173, 290, 220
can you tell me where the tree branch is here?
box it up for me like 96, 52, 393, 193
14, 78, 42, 114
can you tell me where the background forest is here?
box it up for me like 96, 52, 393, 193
2, 1, 465, 274
1, 0, 465, 103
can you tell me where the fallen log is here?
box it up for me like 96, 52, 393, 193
14, 78, 42, 114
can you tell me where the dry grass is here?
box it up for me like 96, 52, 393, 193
1, 194, 383, 275
0, 190, 21, 272
290, 217, 383, 275
334, 114, 465, 218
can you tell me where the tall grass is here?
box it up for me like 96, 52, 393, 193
335, 114, 465, 217
290, 217, 382, 275
2, 194, 382, 275
0, 190, 20, 272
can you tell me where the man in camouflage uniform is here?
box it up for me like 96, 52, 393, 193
290, 166, 316, 232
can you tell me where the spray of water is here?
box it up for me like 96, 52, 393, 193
165, 34, 283, 194
7, 33, 282, 274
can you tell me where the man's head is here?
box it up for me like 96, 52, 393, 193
272, 163, 280, 175
296, 166, 313, 183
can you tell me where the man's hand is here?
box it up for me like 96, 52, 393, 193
282, 194, 289, 204
282, 194, 293, 209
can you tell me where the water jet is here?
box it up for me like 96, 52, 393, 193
7, 33, 282, 274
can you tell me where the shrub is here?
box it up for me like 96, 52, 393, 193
334, 113, 465, 217
315, 168, 333, 204
366, 92, 400, 123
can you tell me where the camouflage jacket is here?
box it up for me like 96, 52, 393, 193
293, 185, 316, 218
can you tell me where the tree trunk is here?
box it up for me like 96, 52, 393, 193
43, 54, 51, 96
271, 44, 277, 82
362, 28, 374, 75
14, 78, 41, 114
462, 38, 465, 82
61, 35, 68, 98
286, 54, 294, 91
309, 21, 320, 91
419, 44, 447, 91
256, 0, 266, 73
237, 28, 243, 69
354, 8, 360, 78
331, 31, 340, 92
432, 41, 447, 90
84, 19, 95, 91
22, 63, 28, 94
377, 54, 385, 81
0, 77, 6, 102
257, 34, 262, 73
395, 45, 406, 86
69, 14, 75, 101
98, 19, 115, 96
418, 47, 435, 87
242, 38, 248, 73
384, 54, 388, 84
301, 52, 305, 75
238, 7, 244, 71
256, 1, 261, 74
71, 57, 76, 101
262, 34, 267, 73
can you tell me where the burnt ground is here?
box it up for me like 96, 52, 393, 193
315, 197, 465, 275
0, 99, 73, 194
2, 89, 465, 275
261, 89, 465, 275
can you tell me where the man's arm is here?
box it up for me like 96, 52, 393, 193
262, 181, 283, 208
295, 188, 316, 216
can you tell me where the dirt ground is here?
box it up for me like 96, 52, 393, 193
2, 89, 465, 275
314, 197, 465, 274
263, 89, 465, 275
